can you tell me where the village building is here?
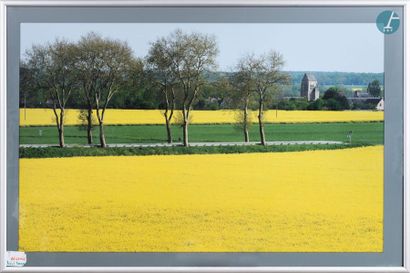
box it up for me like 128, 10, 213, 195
376, 98, 384, 111
348, 90, 384, 111
353, 90, 370, 98
300, 73, 319, 101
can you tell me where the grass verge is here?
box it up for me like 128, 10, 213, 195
20, 143, 372, 159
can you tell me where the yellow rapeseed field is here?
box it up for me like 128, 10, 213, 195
19, 146, 383, 252
19, 108, 383, 126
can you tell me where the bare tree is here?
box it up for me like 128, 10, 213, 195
75, 33, 135, 147
25, 40, 77, 147
74, 33, 99, 145
146, 38, 177, 144
168, 30, 218, 146
229, 57, 257, 143
240, 52, 289, 145
255, 52, 289, 145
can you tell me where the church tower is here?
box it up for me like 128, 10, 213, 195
301, 73, 319, 101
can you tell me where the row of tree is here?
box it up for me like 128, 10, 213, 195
21, 71, 383, 110
21, 30, 289, 148
22, 33, 140, 148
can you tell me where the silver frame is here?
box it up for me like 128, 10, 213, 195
0, 0, 409, 272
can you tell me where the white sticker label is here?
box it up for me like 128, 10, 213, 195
6, 251, 26, 267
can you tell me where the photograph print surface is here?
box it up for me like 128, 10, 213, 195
18, 22, 384, 252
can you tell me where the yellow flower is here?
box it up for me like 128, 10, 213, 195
20, 108, 383, 126
19, 146, 383, 252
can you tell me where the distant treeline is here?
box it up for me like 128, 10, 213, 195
206, 71, 384, 86
286, 71, 383, 86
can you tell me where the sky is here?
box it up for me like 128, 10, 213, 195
21, 23, 384, 73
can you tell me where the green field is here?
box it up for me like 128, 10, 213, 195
20, 122, 383, 146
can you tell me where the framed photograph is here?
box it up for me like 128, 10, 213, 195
0, 0, 409, 272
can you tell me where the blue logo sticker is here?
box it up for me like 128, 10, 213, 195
376, 11, 400, 34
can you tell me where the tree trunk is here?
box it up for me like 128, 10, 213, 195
244, 125, 249, 143
165, 116, 172, 144
99, 121, 107, 148
58, 110, 65, 148
183, 122, 188, 147
58, 125, 65, 148
86, 107, 93, 145
243, 103, 249, 143
258, 99, 266, 146
182, 107, 189, 147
